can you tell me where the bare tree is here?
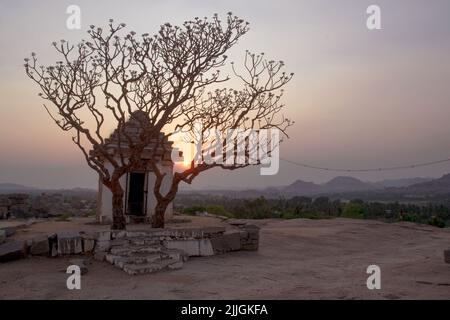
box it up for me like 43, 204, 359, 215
24, 13, 293, 229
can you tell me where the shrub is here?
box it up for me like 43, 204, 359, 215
205, 204, 232, 217
342, 203, 364, 219
56, 213, 72, 221
182, 206, 206, 216
428, 215, 446, 228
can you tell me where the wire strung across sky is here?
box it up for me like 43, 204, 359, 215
279, 157, 450, 172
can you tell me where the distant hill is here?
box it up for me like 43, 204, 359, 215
283, 176, 376, 195
394, 174, 450, 196
181, 174, 450, 201
283, 179, 322, 195
322, 176, 376, 193
0, 183, 96, 195
374, 177, 433, 188
0, 183, 37, 193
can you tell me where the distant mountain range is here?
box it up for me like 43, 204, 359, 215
284, 176, 377, 195
372, 177, 433, 188
389, 174, 450, 196
2, 174, 449, 202
282, 176, 435, 196
0, 183, 95, 195
0, 183, 37, 193
179, 175, 449, 201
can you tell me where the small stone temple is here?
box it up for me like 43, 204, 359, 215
92, 111, 175, 224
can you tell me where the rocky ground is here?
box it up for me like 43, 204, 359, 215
1, 216, 450, 299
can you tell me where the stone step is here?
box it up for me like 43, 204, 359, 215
100, 225, 261, 275
110, 237, 161, 247
106, 253, 162, 269
110, 245, 161, 256
129, 238, 161, 246
160, 249, 189, 262
110, 239, 130, 247
104, 241, 186, 275
122, 258, 183, 275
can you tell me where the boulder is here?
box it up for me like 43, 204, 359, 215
30, 235, 50, 256
239, 225, 260, 251
0, 240, 26, 263
1, 227, 16, 237
57, 231, 82, 255
210, 231, 241, 254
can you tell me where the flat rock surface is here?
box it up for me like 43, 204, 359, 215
0, 217, 450, 299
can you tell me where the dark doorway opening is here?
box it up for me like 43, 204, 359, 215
127, 172, 146, 216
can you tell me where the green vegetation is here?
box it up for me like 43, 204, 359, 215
182, 205, 206, 215
56, 213, 72, 221
205, 205, 233, 217
342, 202, 364, 219
176, 195, 450, 228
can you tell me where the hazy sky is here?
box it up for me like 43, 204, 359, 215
1, 0, 450, 189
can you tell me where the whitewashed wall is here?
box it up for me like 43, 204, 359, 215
98, 162, 174, 223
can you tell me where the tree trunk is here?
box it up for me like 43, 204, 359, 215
152, 201, 168, 228
111, 182, 126, 230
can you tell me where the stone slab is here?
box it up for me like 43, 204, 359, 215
57, 231, 83, 255
163, 240, 200, 256
0, 240, 26, 263
199, 239, 214, 256
30, 235, 49, 256
210, 232, 241, 254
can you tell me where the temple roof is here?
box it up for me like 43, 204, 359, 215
90, 111, 174, 162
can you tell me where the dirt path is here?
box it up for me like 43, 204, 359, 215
1, 217, 450, 299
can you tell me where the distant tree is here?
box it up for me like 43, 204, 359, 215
24, 13, 293, 229
342, 202, 364, 219
312, 196, 330, 213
